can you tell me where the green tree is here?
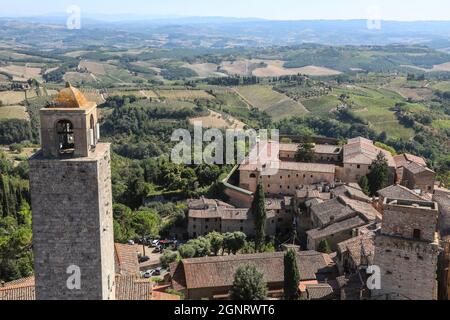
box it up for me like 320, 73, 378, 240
317, 239, 332, 254
367, 152, 389, 196
186, 237, 211, 257
179, 244, 196, 258
295, 141, 315, 163
358, 176, 370, 196
229, 264, 268, 300
206, 232, 224, 256
130, 209, 161, 256
160, 250, 179, 268
251, 184, 266, 252
223, 232, 247, 255
284, 250, 301, 300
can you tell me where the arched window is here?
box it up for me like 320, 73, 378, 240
249, 173, 257, 178
56, 120, 75, 155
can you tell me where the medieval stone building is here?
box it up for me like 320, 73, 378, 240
29, 83, 116, 300
372, 198, 442, 300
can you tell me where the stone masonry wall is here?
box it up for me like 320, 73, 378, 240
29, 144, 115, 300
374, 236, 440, 300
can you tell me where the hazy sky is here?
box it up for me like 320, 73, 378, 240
2, 0, 450, 21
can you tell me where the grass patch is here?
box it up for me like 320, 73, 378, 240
0, 105, 29, 120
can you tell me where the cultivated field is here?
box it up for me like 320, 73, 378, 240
189, 109, 246, 130
302, 95, 342, 116
157, 89, 214, 100
332, 86, 415, 139
0, 105, 29, 120
0, 91, 26, 105
78, 60, 108, 75
80, 88, 106, 104
252, 60, 342, 77
386, 85, 434, 101
183, 63, 228, 78
235, 85, 309, 120
0, 64, 41, 81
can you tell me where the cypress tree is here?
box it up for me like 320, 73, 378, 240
251, 184, 266, 252
284, 250, 301, 300
367, 152, 389, 196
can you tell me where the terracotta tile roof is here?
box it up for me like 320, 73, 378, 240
115, 275, 153, 300
0, 277, 36, 301
52, 83, 96, 109
0, 274, 178, 301
337, 233, 375, 266
307, 216, 366, 240
377, 184, 425, 201
403, 162, 435, 175
239, 141, 335, 174
114, 243, 140, 276
170, 251, 333, 291
188, 197, 235, 210
151, 291, 181, 300
311, 198, 356, 226
343, 137, 395, 166
332, 184, 371, 203
338, 196, 380, 222
394, 154, 427, 168
189, 207, 278, 220
305, 283, 335, 300
314, 144, 342, 155
280, 143, 341, 155
278, 161, 336, 173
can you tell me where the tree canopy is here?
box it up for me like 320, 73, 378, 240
229, 264, 268, 300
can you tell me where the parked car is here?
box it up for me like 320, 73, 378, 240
154, 267, 162, 276
127, 240, 135, 245
151, 240, 160, 247
143, 269, 155, 279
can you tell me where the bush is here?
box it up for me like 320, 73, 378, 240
229, 264, 268, 300
179, 244, 196, 259
160, 250, 179, 268
9, 143, 23, 154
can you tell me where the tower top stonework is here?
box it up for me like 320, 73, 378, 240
39, 83, 100, 159
30, 85, 115, 300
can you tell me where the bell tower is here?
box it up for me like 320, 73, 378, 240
29, 83, 115, 300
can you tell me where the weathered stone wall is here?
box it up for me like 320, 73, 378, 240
30, 144, 115, 300
382, 203, 438, 242
372, 199, 441, 300
403, 169, 435, 193
240, 169, 335, 196
373, 236, 440, 300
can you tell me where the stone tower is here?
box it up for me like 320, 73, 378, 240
29, 83, 115, 300
372, 198, 441, 300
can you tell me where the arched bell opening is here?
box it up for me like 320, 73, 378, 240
56, 120, 75, 156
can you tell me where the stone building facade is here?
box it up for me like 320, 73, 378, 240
239, 161, 335, 196
187, 198, 293, 238
29, 84, 115, 300
401, 162, 436, 194
372, 198, 441, 300
342, 137, 396, 184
